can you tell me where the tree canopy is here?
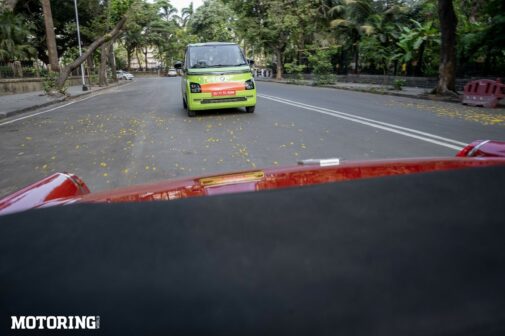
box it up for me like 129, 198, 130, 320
1, 0, 504, 91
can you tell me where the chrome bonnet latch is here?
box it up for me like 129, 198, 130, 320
297, 158, 341, 167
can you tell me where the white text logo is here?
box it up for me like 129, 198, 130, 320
11, 316, 100, 330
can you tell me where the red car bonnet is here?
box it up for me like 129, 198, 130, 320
1, 140, 505, 216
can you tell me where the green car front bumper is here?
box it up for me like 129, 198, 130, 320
187, 89, 256, 111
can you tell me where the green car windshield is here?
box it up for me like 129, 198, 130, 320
188, 45, 247, 68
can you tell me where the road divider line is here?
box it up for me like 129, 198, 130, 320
0, 81, 133, 127
258, 94, 465, 151
259, 93, 467, 147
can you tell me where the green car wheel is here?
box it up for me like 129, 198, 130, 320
246, 106, 255, 113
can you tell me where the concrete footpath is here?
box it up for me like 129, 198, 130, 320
0, 81, 127, 120
255, 77, 466, 103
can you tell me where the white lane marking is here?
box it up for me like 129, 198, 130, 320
260, 94, 467, 147
0, 94, 98, 126
258, 94, 465, 151
0, 82, 133, 127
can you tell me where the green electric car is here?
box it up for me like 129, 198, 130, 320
175, 42, 257, 117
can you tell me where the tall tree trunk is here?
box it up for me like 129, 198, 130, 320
135, 49, 143, 71
126, 48, 132, 71
415, 42, 426, 76
434, 0, 458, 95
85, 55, 92, 85
144, 50, 149, 71
339, 49, 345, 75
483, 45, 492, 76
55, 16, 127, 91
41, 0, 59, 72
243, 44, 248, 59
98, 43, 110, 86
275, 48, 283, 80
468, 0, 482, 24
109, 43, 117, 81
353, 44, 359, 74
298, 35, 305, 65
14, 61, 23, 77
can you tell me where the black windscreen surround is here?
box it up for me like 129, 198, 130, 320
1, 166, 505, 336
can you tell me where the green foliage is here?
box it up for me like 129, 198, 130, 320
455, 0, 505, 74
393, 79, 405, 90
0, 11, 36, 62
225, 0, 305, 78
14, 0, 106, 64
329, 0, 375, 68
307, 49, 335, 85
189, 0, 234, 42
360, 36, 393, 74
115, 55, 127, 70
110, 0, 137, 22
61, 47, 80, 66
394, 20, 439, 70
285, 62, 306, 83
0, 65, 14, 77
42, 70, 66, 94
5, 0, 505, 80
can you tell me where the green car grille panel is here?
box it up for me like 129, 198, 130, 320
200, 97, 247, 104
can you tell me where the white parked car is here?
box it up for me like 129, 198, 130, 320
167, 68, 178, 77
117, 71, 134, 80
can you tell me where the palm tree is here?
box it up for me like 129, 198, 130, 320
0, 11, 36, 77
180, 2, 194, 28
156, 0, 177, 22
329, 0, 375, 74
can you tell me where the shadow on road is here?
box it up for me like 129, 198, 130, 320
183, 107, 252, 118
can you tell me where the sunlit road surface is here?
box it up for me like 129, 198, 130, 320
1, 77, 504, 197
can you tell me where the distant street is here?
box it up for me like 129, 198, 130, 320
1, 77, 504, 197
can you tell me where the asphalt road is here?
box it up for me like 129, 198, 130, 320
1, 77, 504, 197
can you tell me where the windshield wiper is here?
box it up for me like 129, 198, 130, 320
211, 64, 248, 67
191, 63, 248, 69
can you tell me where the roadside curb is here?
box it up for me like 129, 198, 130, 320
0, 97, 65, 120
255, 78, 462, 104
0, 81, 128, 120
318, 84, 462, 104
